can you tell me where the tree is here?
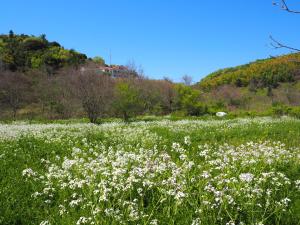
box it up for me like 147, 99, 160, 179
0, 32, 87, 73
0, 72, 31, 119
9, 30, 14, 38
213, 85, 244, 109
125, 60, 140, 78
74, 70, 114, 123
175, 84, 207, 116
113, 81, 143, 121
267, 85, 274, 98
92, 56, 105, 66
182, 74, 193, 86
160, 79, 176, 113
249, 78, 259, 93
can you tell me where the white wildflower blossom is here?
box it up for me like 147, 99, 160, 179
239, 173, 254, 183
22, 168, 36, 177
150, 219, 158, 225
184, 136, 191, 146
76, 216, 89, 225
191, 218, 201, 225
16, 118, 300, 224
39, 221, 51, 225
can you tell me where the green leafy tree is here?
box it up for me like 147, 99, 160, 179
0, 32, 87, 73
92, 56, 105, 66
114, 81, 143, 121
175, 84, 207, 116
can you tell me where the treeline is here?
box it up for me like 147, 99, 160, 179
199, 53, 300, 90
0, 67, 212, 122
1, 61, 300, 122
0, 32, 210, 122
1, 32, 300, 121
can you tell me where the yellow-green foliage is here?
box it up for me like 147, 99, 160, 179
0, 32, 87, 72
199, 53, 300, 90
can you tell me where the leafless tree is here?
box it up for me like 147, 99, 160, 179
33, 68, 78, 119
0, 72, 31, 119
212, 85, 244, 109
73, 70, 114, 123
182, 75, 193, 86
160, 79, 176, 113
125, 60, 146, 78
163, 76, 173, 83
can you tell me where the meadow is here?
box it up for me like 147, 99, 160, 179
0, 117, 300, 225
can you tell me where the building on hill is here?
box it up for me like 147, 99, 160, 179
80, 63, 138, 78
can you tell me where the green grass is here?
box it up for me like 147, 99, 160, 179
0, 117, 300, 225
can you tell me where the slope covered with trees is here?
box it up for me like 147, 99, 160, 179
1, 31, 300, 122
0, 31, 87, 74
198, 53, 300, 90
0, 32, 183, 122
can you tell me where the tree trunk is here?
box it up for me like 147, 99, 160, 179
12, 108, 17, 120
123, 112, 129, 122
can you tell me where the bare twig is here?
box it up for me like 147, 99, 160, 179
273, 0, 300, 13
270, 35, 300, 52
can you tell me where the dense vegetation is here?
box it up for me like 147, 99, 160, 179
1, 31, 300, 225
198, 53, 300, 90
1, 32, 300, 122
1, 118, 300, 225
0, 31, 87, 74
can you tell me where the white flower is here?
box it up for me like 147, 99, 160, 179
281, 197, 291, 207
40, 221, 51, 225
22, 168, 36, 177
239, 173, 254, 183
184, 136, 191, 146
62, 159, 77, 170
191, 218, 201, 225
76, 216, 89, 225
150, 219, 158, 225
295, 180, 300, 190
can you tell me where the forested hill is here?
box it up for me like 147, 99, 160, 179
0, 31, 87, 73
198, 53, 300, 90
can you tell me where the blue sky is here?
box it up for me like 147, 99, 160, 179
1, 0, 300, 82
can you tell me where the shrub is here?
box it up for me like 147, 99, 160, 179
289, 107, 300, 119
272, 103, 290, 116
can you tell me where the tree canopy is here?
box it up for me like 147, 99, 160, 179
0, 31, 87, 73
198, 53, 300, 90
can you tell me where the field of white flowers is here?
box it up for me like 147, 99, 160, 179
0, 117, 300, 225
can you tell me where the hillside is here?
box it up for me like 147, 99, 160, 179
198, 53, 300, 90
1, 32, 300, 120
0, 31, 87, 74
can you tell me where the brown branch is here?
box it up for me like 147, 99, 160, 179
273, 0, 300, 13
270, 35, 300, 52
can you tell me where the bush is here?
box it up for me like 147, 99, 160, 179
289, 107, 300, 119
272, 103, 290, 117
182, 102, 207, 116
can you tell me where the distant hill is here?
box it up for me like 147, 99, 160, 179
198, 53, 300, 90
0, 31, 87, 74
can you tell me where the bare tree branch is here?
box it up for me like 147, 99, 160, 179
273, 0, 300, 13
270, 35, 300, 52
